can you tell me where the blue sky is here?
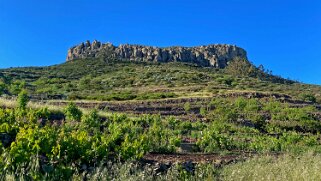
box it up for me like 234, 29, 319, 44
1, 0, 320, 84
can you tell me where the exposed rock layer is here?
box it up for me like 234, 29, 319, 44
66, 40, 247, 68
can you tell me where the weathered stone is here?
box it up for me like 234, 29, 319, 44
66, 40, 247, 68
85, 40, 91, 48
91, 40, 101, 50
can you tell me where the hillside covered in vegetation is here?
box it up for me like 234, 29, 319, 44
1, 57, 321, 180
0, 57, 317, 101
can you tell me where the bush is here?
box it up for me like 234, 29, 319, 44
9, 80, 25, 95
184, 102, 191, 113
216, 76, 234, 86
64, 102, 82, 121
200, 107, 207, 116
35, 108, 50, 120
81, 109, 100, 128
299, 93, 316, 103
17, 90, 29, 110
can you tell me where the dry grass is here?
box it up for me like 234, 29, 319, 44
0, 97, 113, 118
221, 152, 321, 181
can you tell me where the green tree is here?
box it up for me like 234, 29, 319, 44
225, 57, 256, 77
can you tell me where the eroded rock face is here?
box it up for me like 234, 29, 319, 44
66, 40, 247, 68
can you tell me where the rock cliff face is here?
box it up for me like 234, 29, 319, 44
66, 40, 247, 68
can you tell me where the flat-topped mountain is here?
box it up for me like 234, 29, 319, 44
66, 40, 247, 68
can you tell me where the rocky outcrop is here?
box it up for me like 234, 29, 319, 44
66, 40, 247, 68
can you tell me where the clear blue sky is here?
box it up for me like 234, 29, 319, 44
1, 0, 320, 84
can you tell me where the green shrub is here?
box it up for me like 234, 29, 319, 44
17, 90, 29, 110
234, 97, 247, 110
263, 100, 282, 113
299, 93, 316, 103
216, 76, 234, 86
199, 107, 207, 116
35, 107, 50, 120
64, 102, 82, 121
9, 80, 25, 95
81, 109, 100, 128
184, 102, 191, 113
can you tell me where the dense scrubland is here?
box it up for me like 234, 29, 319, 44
1, 58, 321, 180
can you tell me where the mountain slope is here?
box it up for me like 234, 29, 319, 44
0, 57, 319, 104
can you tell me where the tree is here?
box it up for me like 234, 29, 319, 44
17, 89, 29, 110
225, 57, 256, 77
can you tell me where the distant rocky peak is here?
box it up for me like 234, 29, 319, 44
66, 40, 247, 68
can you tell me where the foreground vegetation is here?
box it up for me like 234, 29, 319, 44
1, 92, 321, 180
5, 152, 320, 181
222, 152, 321, 181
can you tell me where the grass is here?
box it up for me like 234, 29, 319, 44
0, 97, 115, 118
71, 152, 321, 180
222, 152, 321, 181
3, 152, 320, 181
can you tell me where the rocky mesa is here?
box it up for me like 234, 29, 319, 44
66, 40, 247, 68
